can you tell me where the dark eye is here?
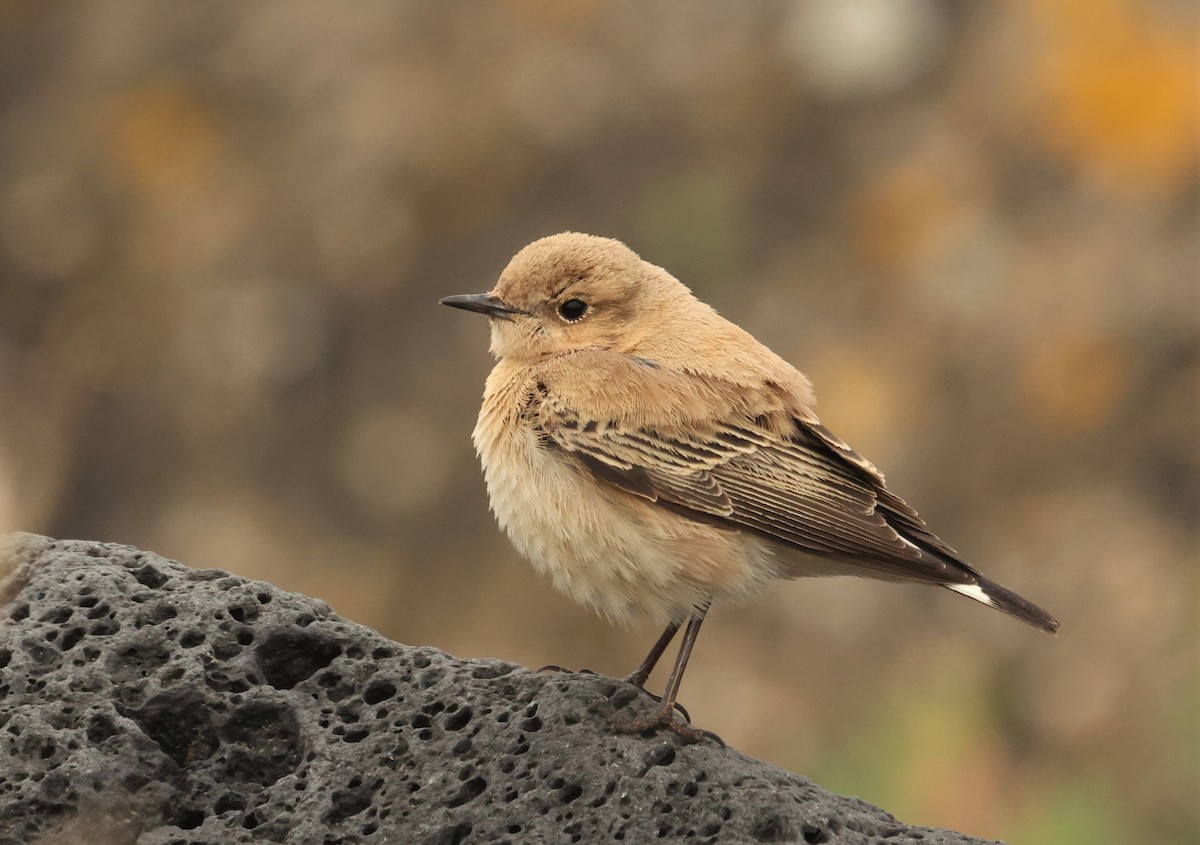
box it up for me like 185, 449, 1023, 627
558, 298, 588, 322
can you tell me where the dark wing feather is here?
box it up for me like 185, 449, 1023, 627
543, 402, 975, 586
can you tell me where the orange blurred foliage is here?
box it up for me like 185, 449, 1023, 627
1022, 0, 1198, 198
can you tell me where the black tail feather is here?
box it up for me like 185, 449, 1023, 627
944, 577, 1060, 635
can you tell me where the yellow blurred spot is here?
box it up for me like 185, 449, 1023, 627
110, 84, 222, 202
1022, 329, 1129, 432
1023, 0, 1198, 198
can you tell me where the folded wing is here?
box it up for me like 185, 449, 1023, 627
543, 397, 973, 586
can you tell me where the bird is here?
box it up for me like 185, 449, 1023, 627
441, 232, 1059, 741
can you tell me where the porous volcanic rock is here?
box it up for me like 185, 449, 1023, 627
0, 535, 1001, 845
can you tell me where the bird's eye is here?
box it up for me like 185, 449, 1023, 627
558, 298, 588, 322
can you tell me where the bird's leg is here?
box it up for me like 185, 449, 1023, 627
609, 603, 721, 744
623, 620, 681, 689
620, 619, 692, 721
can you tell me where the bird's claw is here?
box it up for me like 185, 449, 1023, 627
607, 707, 723, 746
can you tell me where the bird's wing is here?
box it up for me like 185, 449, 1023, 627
532, 366, 973, 586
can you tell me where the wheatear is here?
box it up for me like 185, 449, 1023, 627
442, 232, 1058, 740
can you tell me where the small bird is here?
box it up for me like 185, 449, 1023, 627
441, 232, 1058, 741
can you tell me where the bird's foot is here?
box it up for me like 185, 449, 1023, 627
621, 671, 692, 722
607, 706, 723, 746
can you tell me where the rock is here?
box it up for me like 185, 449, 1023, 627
0, 536, 1000, 845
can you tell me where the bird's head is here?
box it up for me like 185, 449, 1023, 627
441, 232, 688, 362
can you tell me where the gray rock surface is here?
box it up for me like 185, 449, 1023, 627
0, 535, 1001, 845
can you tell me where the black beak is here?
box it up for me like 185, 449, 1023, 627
439, 293, 524, 320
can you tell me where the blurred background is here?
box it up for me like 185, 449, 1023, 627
0, 0, 1196, 841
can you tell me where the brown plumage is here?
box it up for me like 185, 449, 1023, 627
442, 232, 1058, 741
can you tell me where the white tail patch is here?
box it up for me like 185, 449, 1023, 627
944, 582, 997, 609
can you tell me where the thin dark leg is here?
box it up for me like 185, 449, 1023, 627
655, 607, 706, 719
609, 603, 720, 744
623, 620, 681, 689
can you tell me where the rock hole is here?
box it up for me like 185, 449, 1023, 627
324, 777, 377, 824
123, 690, 218, 767
802, 824, 831, 844
39, 607, 73, 624
444, 707, 472, 731
520, 715, 543, 732
647, 745, 676, 767
446, 776, 486, 808
256, 629, 341, 690
132, 564, 168, 589
172, 808, 206, 830
214, 794, 246, 815
60, 628, 85, 651
363, 680, 396, 704
179, 630, 205, 648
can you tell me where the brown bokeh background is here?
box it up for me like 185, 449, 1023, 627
1, 1, 1196, 841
